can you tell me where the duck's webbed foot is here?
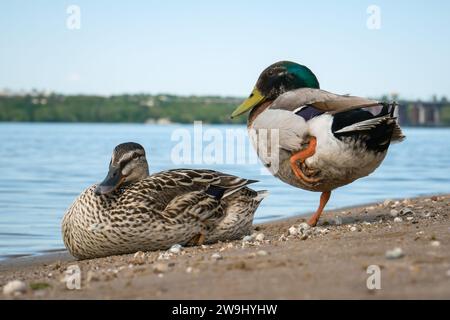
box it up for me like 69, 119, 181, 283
290, 136, 321, 184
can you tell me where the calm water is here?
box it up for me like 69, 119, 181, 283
0, 123, 449, 259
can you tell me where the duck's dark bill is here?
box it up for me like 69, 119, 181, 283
95, 167, 124, 195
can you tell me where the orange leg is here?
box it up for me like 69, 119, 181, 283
307, 191, 331, 227
290, 136, 320, 184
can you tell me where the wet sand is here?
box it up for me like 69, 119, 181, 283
1, 195, 449, 299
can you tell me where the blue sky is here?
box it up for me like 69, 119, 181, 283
0, 0, 449, 99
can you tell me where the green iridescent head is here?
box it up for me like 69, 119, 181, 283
231, 61, 320, 118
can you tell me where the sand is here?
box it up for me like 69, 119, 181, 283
1, 195, 449, 299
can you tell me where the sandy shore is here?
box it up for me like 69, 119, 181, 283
1, 195, 450, 299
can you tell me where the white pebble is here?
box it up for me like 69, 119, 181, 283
394, 217, 403, 223
298, 223, 310, 232
406, 217, 414, 221
255, 233, 265, 241
430, 241, 441, 247
350, 226, 357, 232
242, 235, 254, 242
385, 247, 404, 259
288, 226, 298, 236
169, 244, 182, 254
186, 267, 193, 273
211, 253, 223, 260
383, 199, 392, 207
389, 209, 399, 217
2, 280, 27, 296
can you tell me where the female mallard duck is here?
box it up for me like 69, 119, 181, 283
62, 142, 267, 259
231, 61, 405, 227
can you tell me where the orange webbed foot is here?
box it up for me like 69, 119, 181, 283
289, 137, 321, 184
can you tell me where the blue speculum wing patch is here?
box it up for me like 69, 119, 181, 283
295, 105, 324, 121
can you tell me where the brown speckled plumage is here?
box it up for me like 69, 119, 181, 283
62, 168, 267, 259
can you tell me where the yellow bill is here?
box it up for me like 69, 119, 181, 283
231, 87, 266, 118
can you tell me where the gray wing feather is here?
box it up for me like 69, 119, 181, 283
270, 88, 380, 113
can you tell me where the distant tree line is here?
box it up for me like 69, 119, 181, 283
0, 94, 246, 124
1, 93, 449, 125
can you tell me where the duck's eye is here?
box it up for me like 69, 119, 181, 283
268, 70, 274, 76
132, 154, 139, 160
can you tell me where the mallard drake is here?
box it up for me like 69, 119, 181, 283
62, 142, 267, 259
231, 61, 405, 226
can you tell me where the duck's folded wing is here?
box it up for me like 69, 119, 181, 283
159, 170, 257, 226
163, 169, 257, 198
162, 191, 225, 229
268, 88, 405, 145
270, 88, 380, 114
134, 169, 257, 213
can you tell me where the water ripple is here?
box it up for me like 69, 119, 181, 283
0, 123, 449, 258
